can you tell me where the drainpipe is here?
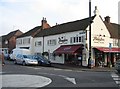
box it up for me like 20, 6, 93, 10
43, 36, 44, 54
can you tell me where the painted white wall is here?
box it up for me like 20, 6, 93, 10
44, 30, 86, 53
34, 30, 86, 63
16, 36, 33, 54
83, 15, 111, 67
33, 37, 43, 54
91, 15, 111, 47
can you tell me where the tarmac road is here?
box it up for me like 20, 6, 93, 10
1, 60, 119, 89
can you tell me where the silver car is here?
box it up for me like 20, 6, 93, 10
14, 54, 38, 66
115, 59, 120, 73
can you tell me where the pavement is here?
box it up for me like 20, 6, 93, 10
51, 63, 116, 72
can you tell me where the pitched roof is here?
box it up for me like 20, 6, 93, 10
35, 16, 96, 37
0, 30, 23, 48
17, 26, 41, 38
104, 21, 120, 39
1, 30, 22, 41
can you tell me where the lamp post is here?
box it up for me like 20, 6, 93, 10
108, 43, 112, 68
88, 0, 92, 68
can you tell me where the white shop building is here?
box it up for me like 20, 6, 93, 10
17, 7, 120, 67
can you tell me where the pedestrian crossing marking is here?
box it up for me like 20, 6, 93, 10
115, 81, 120, 84
111, 73, 119, 77
113, 77, 120, 81
111, 72, 120, 87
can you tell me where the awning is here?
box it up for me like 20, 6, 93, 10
95, 47, 120, 53
54, 45, 83, 54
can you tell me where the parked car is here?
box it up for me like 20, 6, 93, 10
14, 54, 38, 66
32, 55, 51, 66
115, 59, 120, 73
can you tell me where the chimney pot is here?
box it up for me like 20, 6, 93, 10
105, 16, 110, 23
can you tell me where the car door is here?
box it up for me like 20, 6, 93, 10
16, 54, 20, 64
19, 55, 24, 64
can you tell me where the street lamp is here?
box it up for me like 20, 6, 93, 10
88, 0, 92, 68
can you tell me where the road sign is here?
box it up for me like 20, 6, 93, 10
109, 43, 112, 49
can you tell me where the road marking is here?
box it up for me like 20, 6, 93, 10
64, 69, 73, 72
0, 72, 2, 74
26, 66, 84, 73
111, 73, 119, 78
39, 72, 76, 85
76, 70, 83, 72
65, 77, 76, 84
53, 68, 62, 71
34, 67, 42, 70
113, 77, 120, 81
0, 72, 5, 74
111, 72, 120, 87
115, 81, 120, 84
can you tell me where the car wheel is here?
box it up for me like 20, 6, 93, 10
38, 61, 42, 66
117, 70, 120, 73
14, 60, 17, 64
22, 61, 26, 66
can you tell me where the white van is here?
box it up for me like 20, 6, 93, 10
10, 48, 31, 60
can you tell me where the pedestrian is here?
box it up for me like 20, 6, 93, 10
0, 51, 5, 66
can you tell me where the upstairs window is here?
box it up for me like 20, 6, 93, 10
16, 39, 22, 45
35, 41, 42, 46
113, 39, 118, 46
23, 38, 30, 44
70, 36, 85, 44
47, 39, 57, 46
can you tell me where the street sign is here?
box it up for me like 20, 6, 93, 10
109, 43, 112, 49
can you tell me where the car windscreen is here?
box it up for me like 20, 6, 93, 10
27, 55, 38, 60
34, 55, 48, 61
23, 55, 28, 58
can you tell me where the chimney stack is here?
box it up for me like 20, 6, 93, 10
104, 16, 110, 23
41, 17, 51, 30
94, 6, 99, 15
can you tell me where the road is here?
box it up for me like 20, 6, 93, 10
1, 60, 120, 89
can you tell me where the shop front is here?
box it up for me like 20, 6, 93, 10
94, 47, 120, 67
53, 44, 84, 66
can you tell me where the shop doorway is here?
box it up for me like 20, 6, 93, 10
64, 54, 82, 66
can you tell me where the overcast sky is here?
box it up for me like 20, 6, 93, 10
0, 0, 119, 36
